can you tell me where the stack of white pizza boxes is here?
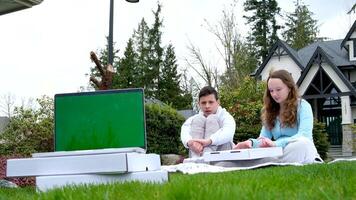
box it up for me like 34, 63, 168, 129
6, 147, 168, 191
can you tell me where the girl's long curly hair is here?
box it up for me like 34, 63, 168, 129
261, 70, 299, 130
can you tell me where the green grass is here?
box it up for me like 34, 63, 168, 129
0, 161, 355, 200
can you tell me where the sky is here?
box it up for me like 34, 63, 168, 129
0, 0, 355, 113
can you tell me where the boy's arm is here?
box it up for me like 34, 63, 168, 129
180, 116, 194, 148
209, 112, 236, 146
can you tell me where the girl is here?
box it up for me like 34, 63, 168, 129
234, 69, 322, 164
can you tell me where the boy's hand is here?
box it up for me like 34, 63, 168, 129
188, 140, 204, 154
192, 139, 212, 147
233, 140, 252, 149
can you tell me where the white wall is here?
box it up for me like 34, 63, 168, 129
350, 32, 356, 38
299, 62, 351, 95
323, 64, 350, 92
260, 54, 301, 82
346, 40, 356, 61
346, 32, 356, 61
299, 64, 319, 95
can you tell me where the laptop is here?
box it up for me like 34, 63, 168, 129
53, 88, 146, 153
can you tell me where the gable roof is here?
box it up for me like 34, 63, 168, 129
297, 46, 356, 97
254, 39, 356, 78
253, 39, 304, 77
340, 20, 356, 49
299, 39, 356, 67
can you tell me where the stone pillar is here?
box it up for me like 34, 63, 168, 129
354, 127, 356, 153
342, 124, 353, 156
341, 96, 353, 156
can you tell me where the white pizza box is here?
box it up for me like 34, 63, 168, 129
7, 153, 161, 177
203, 147, 283, 162
36, 170, 169, 192
32, 147, 146, 158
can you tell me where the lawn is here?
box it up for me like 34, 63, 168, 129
0, 161, 355, 200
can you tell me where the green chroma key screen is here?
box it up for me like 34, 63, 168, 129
54, 88, 146, 151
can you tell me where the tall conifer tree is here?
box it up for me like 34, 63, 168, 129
282, 1, 319, 49
243, 0, 281, 61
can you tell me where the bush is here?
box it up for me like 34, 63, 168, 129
145, 103, 187, 156
220, 76, 265, 142
0, 95, 186, 157
0, 96, 54, 156
313, 121, 330, 160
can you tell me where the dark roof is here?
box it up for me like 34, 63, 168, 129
254, 39, 356, 78
0, 0, 43, 15
340, 20, 356, 49
298, 39, 356, 67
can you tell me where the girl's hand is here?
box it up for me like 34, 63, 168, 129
258, 137, 275, 147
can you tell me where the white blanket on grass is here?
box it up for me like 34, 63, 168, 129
161, 158, 356, 175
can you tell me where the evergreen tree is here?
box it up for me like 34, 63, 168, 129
146, 3, 164, 98
159, 44, 190, 109
87, 3, 193, 109
133, 18, 150, 90
243, 0, 281, 61
114, 38, 138, 88
282, 1, 319, 49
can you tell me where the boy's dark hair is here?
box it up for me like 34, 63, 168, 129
199, 86, 218, 100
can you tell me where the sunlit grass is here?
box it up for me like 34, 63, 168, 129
0, 161, 355, 200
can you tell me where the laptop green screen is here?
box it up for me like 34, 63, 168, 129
54, 88, 146, 151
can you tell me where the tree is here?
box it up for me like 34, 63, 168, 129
185, 2, 258, 90
129, 4, 164, 98
205, 3, 258, 89
185, 41, 220, 89
282, 1, 319, 49
146, 3, 164, 98
115, 38, 139, 88
0, 93, 15, 119
244, 0, 282, 61
158, 44, 191, 109
132, 18, 150, 91
87, 3, 192, 108
219, 76, 266, 142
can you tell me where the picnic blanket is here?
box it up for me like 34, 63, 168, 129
161, 158, 356, 175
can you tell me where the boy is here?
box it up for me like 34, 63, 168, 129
181, 86, 236, 158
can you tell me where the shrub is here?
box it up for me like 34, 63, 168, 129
0, 96, 54, 156
145, 103, 187, 156
313, 121, 330, 160
220, 76, 265, 142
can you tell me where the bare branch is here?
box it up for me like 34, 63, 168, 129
185, 40, 219, 88
0, 93, 15, 118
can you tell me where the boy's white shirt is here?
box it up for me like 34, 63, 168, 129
180, 106, 236, 148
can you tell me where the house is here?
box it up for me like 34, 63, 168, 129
253, 20, 356, 156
